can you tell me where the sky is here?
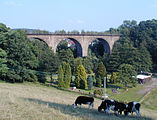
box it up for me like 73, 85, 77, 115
0, 0, 157, 32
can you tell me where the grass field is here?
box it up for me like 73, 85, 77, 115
142, 87, 157, 111
0, 82, 156, 120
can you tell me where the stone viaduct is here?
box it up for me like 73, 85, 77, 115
26, 34, 120, 57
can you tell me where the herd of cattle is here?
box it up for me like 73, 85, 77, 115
73, 96, 141, 117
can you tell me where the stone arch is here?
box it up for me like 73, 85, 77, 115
28, 37, 49, 47
55, 37, 83, 57
88, 38, 111, 56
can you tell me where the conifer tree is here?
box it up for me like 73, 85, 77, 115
75, 65, 88, 89
64, 63, 71, 88
96, 62, 106, 87
87, 75, 93, 90
96, 75, 102, 88
58, 65, 64, 87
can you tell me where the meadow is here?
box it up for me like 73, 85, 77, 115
0, 82, 157, 120
142, 87, 157, 111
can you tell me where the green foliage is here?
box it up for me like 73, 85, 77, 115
95, 62, 106, 87
58, 62, 72, 88
0, 23, 9, 33
142, 88, 157, 111
108, 43, 152, 72
64, 63, 71, 88
0, 25, 40, 83
137, 46, 152, 72
62, 62, 67, 74
1, 19, 157, 85
82, 57, 93, 74
87, 75, 94, 90
21, 29, 50, 34
73, 57, 82, 74
93, 89, 103, 96
6, 30, 39, 69
88, 40, 105, 57
6, 67, 23, 83
110, 72, 118, 84
23, 70, 38, 82
74, 65, 88, 89
96, 75, 102, 88
115, 19, 156, 72
0, 48, 8, 79
57, 49, 74, 64
117, 64, 137, 88
58, 65, 64, 87
32, 40, 60, 73
96, 62, 106, 78
35, 71, 47, 83
107, 43, 121, 72
56, 40, 68, 52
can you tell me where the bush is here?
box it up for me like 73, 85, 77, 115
22, 70, 38, 82
94, 89, 103, 96
6, 69, 22, 83
36, 72, 47, 83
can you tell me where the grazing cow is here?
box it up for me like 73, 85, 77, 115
73, 96, 94, 109
98, 99, 114, 113
98, 99, 126, 115
124, 102, 141, 116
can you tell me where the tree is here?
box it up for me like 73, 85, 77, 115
110, 72, 118, 84
75, 65, 88, 89
0, 23, 9, 33
73, 57, 82, 74
87, 75, 94, 90
95, 62, 106, 87
32, 40, 60, 73
107, 43, 121, 72
58, 62, 72, 88
82, 57, 93, 74
117, 19, 157, 72
62, 62, 71, 88
0, 48, 8, 79
55, 30, 66, 34
137, 46, 152, 72
56, 40, 68, 52
57, 49, 74, 64
0, 25, 39, 82
58, 65, 64, 88
107, 42, 152, 72
88, 39, 105, 57
96, 75, 102, 88
64, 63, 71, 88
117, 64, 137, 88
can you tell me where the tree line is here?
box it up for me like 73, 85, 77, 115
0, 19, 157, 90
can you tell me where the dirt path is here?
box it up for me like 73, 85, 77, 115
138, 77, 157, 103
138, 78, 157, 95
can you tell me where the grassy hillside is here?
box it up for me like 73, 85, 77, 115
142, 87, 157, 111
0, 82, 155, 120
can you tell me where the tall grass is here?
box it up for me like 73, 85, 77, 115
0, 82, 155, 120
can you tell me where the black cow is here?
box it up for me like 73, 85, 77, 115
98, 99, 114, 113
124, 102, 141, 116
98, 99, 126, 115
73, 96, 94, 109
